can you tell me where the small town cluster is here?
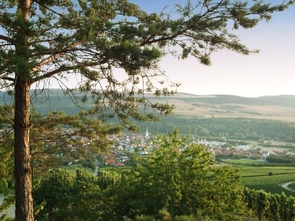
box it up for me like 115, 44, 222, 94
102, 127, 294, 167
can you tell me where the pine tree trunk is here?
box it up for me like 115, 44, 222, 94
14, 0, 33, 220
14, 79, 33, 221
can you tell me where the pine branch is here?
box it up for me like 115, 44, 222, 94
0, 34, 14, 43
31, 41, 84, 73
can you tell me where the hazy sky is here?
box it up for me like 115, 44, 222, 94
132, 0, 295, 97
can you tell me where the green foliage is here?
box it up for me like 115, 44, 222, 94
0, 106, 15, 215
0, 194, 14, 221
236, 165, 295, 196
33, 169, 103, 221
140, 115, 295, 142
0, 107, 121, 217
0, 106, 14, 181
63, 164, 94, 175
33, 131, 247, 220
12, 109, 120, 174
267, 155, 295, 164
32, 131, 295, 221
96, 169, 122, 190
105, 130, 246, 220
0, 132, 14, 194
243, 188, 295, 221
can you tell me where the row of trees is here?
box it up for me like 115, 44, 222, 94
266, 156, 295, 164
139, 116, 295, 142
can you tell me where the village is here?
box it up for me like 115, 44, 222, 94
102, 127, 295, 167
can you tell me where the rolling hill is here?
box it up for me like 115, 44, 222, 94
142, 93, 295, 122
1, 90, 295, 122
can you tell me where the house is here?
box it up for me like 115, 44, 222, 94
231, 150, 247, 158
116, 162, 125, 167
105, 159, 116, 166
222, 150, 232, 156
119, 155, 130, 162
249, 152, 261, 159
213, 149, 222, 156
117, 145, 124, 151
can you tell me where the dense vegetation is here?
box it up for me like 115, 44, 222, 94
140, 115, 295, 143
31, 132, 295, 221
3, 125, 295, 220
32, 169, 295, 221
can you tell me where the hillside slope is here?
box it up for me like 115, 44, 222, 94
1, 90, 295, 122
146, 93, 295, 122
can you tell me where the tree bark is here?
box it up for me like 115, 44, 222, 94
14, 0, 34, 220
14, 79, 33, 221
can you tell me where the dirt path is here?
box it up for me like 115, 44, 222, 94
281, 181, 295, 192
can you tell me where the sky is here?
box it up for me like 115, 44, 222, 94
130, 0, 295, 97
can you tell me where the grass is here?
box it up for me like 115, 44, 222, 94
100, 165, 133, 171
226, 161, 295, 196
62, 164, 94, 175
223, 158, 266, 165
220, 158, 295, 195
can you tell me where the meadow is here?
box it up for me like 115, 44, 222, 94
63, 164, 94, 175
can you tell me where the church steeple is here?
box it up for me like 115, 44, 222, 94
145, 126, 149, 138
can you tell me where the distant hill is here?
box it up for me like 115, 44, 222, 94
258, 95, 295, 108
0, 89, 91, 115
149, 93, 295, 107
145, 93, 295, 122
1, 90, 295, 122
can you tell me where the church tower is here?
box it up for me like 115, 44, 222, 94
145, 126, 149, 138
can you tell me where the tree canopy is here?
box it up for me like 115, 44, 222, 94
33, 131, 247, 221
105, 130, 246, 220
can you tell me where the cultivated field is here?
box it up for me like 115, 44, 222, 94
225, 159, 295, 196
149, 94, 295, 122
